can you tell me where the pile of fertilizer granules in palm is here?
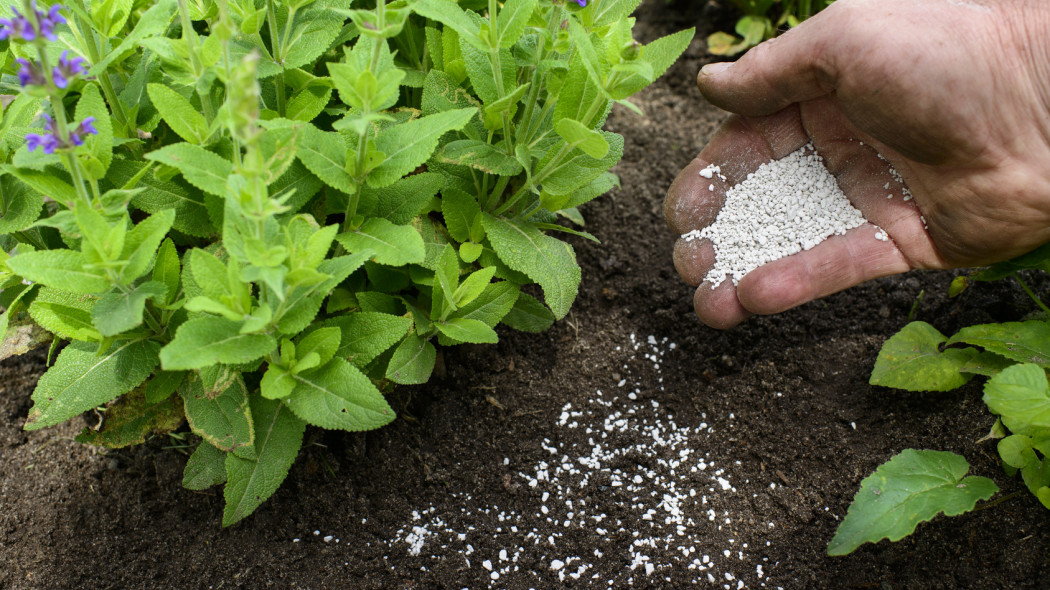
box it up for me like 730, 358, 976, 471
682, 143, 886, 287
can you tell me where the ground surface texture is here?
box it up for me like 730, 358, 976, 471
2, 2, 1049, 588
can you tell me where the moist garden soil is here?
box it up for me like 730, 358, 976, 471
2, 2, 1049, 588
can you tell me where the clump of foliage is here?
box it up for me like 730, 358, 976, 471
0, 0, 692, 525
829, 246, 1050, 555
706, 0, 833, 56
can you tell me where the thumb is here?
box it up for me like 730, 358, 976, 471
698, 8, 845, 116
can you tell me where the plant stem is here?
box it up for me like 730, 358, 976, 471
973, 491, 1025, 512
176, 0, 215, 124
1014, 273, 1050, 316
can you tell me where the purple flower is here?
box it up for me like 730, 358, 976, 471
25, 112, 97, 153
51, 50, 86, 88
25, 131, 58, 153
0, 3, 65, 43
575, 0, 586, 6
15, 57, 45, 86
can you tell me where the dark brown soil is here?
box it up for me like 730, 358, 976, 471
2, 3, 1049, 589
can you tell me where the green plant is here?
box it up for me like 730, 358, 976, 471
706, 0, 833, 56
828, 245, 1050, 555
0, 0, 692, 525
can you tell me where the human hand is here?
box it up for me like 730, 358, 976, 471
665, 0, 1050, 329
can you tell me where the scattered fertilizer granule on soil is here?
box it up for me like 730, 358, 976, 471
383, 334, 782, 589
683, 144, 876, 287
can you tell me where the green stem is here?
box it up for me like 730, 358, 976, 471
176, 0, 216, 126
973, 491, 1025, 512
1014, 274, 1050, 316
68, 2, 132, 133
485, 175, 511, 210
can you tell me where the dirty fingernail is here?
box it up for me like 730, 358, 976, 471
700, 62, 733, 77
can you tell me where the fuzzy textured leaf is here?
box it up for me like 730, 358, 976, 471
481, 214, 579, 319
286, 358, 395, 431
222, 396, 305, 526
161, 317, 276, 370
145, 143, 232, 196
7, 249, 110, 294
324, 312, 413, 367
336, 218, 425, 266
369, 108, 476, 187
181, 375, 255, 453
183, 441, 227, 490
24, 340, 160, 430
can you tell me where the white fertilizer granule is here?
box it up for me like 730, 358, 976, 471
683, 144, 874, 287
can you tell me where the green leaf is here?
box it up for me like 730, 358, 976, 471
145, 143, 232, 196
75, 83, 114, 179
0, 175, 43, 233
297, 123, 354, 193
260, 364, 296, 400
144, 369, 186, 403
827, 449, 998, 556
335, 218, 424, 266
296, 326, 340, 368
453, 266, 497, 307
286, 82, 332, 122
369, 108, 476, 187
386, 332, 436, 385
500, 291, 553, 332
110, 159, 213, 237
437, 139, 523, 176
181, 374, 255, 454
324, 312, 412, 367
957, 351, 1014, 378
454, 280, 519, 327
76, 385, 184, 448
482, 82, 529, 130
436, 317, 497, 344
161, 317, 277, 370
441, 187, 481, 243
92, 281, 167, 337
286, 358, 395, 431
869, 321, 978, 391
7, 249, 110, 293
153, 238, 181, 304
555, 118, 609, 159
28, 287, 101, 341
639, 28, 695, 85
365, 172, 445, 224
121, 208, 176, 283
183, 441, 227, 490
222, 396, 306, 526
2, 164, 78, 207
539, 132, 624, 196
948, 320, 1050, 368
983, 363, 1050, 435
147, 83, 208, 144
188, 248, 232, 301
413, 0, 486, 50
495, 0, 536, 48
24, 339, 160, 430
281, 9, 344, 69
481, 214, 580, 319
998, 434, 1038, 469
89, 0, 177, 74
